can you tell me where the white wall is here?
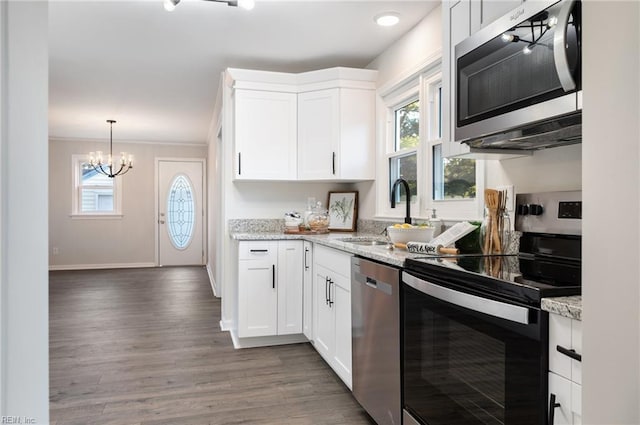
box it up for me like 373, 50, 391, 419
49, 139, 206, 269
0, 1, 49, 421
583, 2, 640, 423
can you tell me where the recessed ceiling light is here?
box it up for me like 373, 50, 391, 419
375, 12, 400, 27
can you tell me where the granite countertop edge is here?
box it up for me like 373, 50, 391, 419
230, 232, 420, 268
541, 296, 582, 321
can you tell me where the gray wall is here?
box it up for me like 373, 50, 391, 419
0, 1, 49, 421
49, 139, 206, 269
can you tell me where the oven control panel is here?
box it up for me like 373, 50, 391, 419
515, 191, 582, 235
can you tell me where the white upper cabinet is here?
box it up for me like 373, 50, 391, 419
442, 0, 524, 158
227, 67, 377, 182
298, 88, 375, 181
234, 89, 297, 180
470, 1, 523, 33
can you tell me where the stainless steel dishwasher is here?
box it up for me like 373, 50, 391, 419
351, 256, 401, 425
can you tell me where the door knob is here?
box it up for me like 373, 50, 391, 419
159, 220, 165, 224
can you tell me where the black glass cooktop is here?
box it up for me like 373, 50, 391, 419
404, 254, 581, 306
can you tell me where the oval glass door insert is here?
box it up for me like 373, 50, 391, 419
166, 174, 195, 250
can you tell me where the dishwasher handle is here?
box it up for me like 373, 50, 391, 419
402, 271, 530, 325
365, 277, 377, 288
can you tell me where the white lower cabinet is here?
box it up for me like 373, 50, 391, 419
548, 313, 582, 424
238, 240, 303, 338
312, 244, 352, 389
302, 241, 313, 340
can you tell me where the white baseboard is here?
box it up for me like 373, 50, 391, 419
49, 262, 156, 271
228, 330, 309, 349
219, 319, 232, 332
206, 263, 220, 297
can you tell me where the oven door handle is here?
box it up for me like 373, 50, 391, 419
402, 272, 530, 325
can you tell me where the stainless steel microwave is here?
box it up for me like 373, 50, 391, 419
455, 0, 582, 150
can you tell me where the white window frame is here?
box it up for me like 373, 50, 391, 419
71, 154, 123, 219
389, 91, 420, 205
423, 73, 485, 221
376, 60, 485, 222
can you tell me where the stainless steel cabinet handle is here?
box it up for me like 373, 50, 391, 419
403, 271, 530, 324
304, 248, 309, 270
553, 0, 578, 91
238, 152, 242, 175
250, 249, 268, 253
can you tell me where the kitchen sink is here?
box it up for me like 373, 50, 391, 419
341, 238, 391, 247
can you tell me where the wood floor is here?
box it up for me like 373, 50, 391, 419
49, 267, 373, 425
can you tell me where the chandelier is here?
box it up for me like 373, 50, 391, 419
164, 0, 255, 12
88, 120, 133, 178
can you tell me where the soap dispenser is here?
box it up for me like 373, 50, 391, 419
429, 209, 443, 237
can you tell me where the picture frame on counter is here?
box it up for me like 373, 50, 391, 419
327, 191, 358, 232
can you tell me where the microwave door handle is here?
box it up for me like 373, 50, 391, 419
553, 0, 577, 91
402, 271, 530, 325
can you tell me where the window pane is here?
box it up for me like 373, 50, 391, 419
433, 145, 476, 200
395, 100, 419, 151
390, 153, 417, 203
82, 164, 114, 186
167, 175, 195, 250
81, 188, 114, 212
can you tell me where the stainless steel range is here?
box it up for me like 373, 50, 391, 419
402, 191, 581, 425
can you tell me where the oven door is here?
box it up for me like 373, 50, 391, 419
455, 0, 581, 144
402, 271, 548, 425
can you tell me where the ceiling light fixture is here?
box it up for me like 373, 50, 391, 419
375, 12, 400, 27
164, 0, 255, 12
88, 120, 133, 178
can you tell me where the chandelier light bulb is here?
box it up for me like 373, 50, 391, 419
547, 16, 558, 28
523, 44, 534, 55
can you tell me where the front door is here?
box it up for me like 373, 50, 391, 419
157, 159, 204, 266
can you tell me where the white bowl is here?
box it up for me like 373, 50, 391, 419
387, 226, 435, 244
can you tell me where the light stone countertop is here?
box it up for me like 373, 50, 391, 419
232, 232, 584, 318
541, 296, 582, 321
230, 232, 420, 268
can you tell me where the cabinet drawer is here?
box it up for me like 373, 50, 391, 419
238, 241, 278, 260
314, 244, 352, 279
549, 314, 572, 379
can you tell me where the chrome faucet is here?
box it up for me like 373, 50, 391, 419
391, 178, 412, 224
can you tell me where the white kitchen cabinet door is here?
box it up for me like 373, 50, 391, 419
297, 89, 340, 180
238, 242, 278, 338
313, 265, 334, 359
298, 88, 375, 181
302, 241, 313, 340
442, 0, 472, 158
332, 275, 352, 389
277, 241, 303, 335
470, 0, 522, 33
234, 89, 297, 180
549, 372, 572, 425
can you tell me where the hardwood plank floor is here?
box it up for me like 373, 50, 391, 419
50, 267, 373, 425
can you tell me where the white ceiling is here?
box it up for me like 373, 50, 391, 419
49, 0, 439, 144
